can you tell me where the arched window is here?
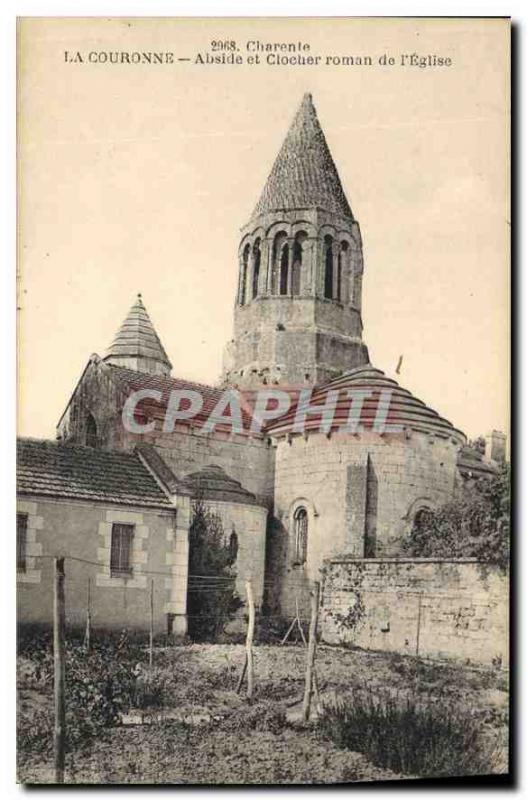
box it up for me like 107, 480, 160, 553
336, 252, 342, 302
85, 413, 98, 448
252, 239, 261, 299
239, 244, 250, 305
412, 507, 433, 536
271, 232, 287, 295
324, 236, 333, 299
293, 507, 308, 565
279, 244, 289, 295
291, 231, 307, 296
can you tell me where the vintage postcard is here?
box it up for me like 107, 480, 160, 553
16, 17, 510, 785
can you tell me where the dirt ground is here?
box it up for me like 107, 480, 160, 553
17, 643, 509, 785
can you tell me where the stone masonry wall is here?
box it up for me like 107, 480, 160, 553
271, 430, 460, 617
149, 429, 275, 508
198, 499, 268, 608
320, 558, 509, 666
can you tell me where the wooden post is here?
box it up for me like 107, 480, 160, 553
245, 580, 255, 700
415, 593, 423, 658
84, 577, 91, 652
149, 578, 154, 670
235, 654, 248, 694
302, 581, 320, 722
296, 597, 307, 646
53, 557, 66, 784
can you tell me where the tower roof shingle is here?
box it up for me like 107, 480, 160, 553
251, 93, 354, 221
104, 295, 172, 372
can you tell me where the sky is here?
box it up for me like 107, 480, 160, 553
17, 17, 509, 441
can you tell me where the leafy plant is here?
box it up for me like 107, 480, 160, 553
319, 688, 501, 777
18, 632, 145, 757
187, 498, 243, 641
403, 463, 510, 569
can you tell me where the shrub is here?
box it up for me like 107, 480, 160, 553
64, 637, 140, 750
134, 668, 170, 710
17, 631, 146, 756
319, 689, 498, 777
187, 499, 243, 641
403, 463, 510, 569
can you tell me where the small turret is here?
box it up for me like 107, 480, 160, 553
104, 294, 172, 376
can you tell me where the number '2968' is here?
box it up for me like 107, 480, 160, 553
211, 40, 237, 52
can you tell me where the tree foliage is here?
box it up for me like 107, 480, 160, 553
403, 464, 510, 569
187, 499, 242, 641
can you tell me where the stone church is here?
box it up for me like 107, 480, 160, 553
17, 93, 503, 634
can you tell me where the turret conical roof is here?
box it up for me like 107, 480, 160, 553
251, 93, 353, 220
104, 294, 172, 375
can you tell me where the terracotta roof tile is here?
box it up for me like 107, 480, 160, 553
264, 364, 466, 443
17, 438, 173, 508
108, 365, 261, 437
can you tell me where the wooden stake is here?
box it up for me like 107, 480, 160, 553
415, 593, 423, 658
302, 581, 320, 722
281, 596, 307, 646
236, 654, 248, 694
53, 557, 66, 784
149, 578, 154, 670
245, 580, 255, 700
296, 597, 307, 646
280, 615, 297, 646
84, 577, 91, 652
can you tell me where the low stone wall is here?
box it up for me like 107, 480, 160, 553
320, 557, 509, 667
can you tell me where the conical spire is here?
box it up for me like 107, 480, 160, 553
104, 294, 172, 376
251, 92, 353, 220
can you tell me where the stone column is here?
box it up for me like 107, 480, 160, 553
260, 239, 270, 295
236, 253, 244, 304
354, 273, 363, 313
302, 238, 314, 294
265, 237, 274, 293
346, 252, 353, 305
332, 248, 339, 301
286, 237, 294, 295
316, 236, 325, 298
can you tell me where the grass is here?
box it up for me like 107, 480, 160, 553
319, 688, 503, 778
17, 640, 509, 784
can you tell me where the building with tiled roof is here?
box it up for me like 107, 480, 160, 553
16, 437, 192, 634
18, 93, 505, 631
17, 438, 173, 509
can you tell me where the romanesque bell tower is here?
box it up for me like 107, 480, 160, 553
222, 93, 369, 389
